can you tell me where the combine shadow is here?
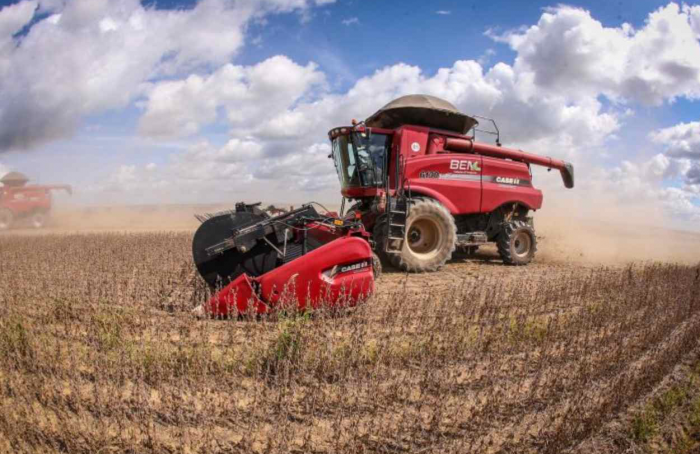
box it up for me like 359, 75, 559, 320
450, 249, 505, 266
378, 248, 505, 274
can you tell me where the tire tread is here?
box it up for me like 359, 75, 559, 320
390, 199, 457, 272
497, 220, 537, 266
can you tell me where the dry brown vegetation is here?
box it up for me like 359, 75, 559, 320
1, 232, 700, 453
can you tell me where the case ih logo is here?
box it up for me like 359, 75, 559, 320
450, 160, 481, 172
323, 259, 371, 283
496, 177, 521, 185
340, 261, 370, 274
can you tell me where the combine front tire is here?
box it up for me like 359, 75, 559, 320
0, 208, 13, 231
30, 211, 47, 229
497, 221, 536, 265
391, 199, 457, 272
371, 252, 382, 279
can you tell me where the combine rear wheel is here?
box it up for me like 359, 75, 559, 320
390, 199, 457, 272
0, 208, 13, 231
497, 220, 536, 265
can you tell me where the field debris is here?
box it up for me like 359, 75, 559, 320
1, 232, 699, 453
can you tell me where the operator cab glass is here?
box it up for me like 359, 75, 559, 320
331, 130, 390, 189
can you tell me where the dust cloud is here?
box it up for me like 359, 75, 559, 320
535, 216, 700, 264
535, 191, 700, 265
12, 202, 298, 234
5, 197, 699, 265
48, 206, 201, 232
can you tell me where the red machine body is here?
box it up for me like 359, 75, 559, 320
327, 95, 574, 269
0, 172, 72, 230
333, 124, 572, 229
192, 203, 376, 318
1, 184, 72, 213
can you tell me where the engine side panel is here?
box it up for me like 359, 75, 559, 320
397, 127, 542, 215
481, 157, 543, 212
403, 155, 482, 214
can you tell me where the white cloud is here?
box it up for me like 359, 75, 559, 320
112, 164, 137, 186
188, 139, 264, 164
251, 142, 337, 192
654, 185, 700, 222
99, 138, 335, 201
650, 121, 700, 160
586, 151, 700, 223
37, 0, 63, 13
3, 1, 700, 225
645, 121, 700, 220
686, 164, 700, 185
0, 1, 37, 41
139, 55, 326, 139
550, 148, 700, 226
130, 56, 622, 198
92, 140, 260, 204
477, 48, 496, 66
435, 10, 451, 16
688, 4, 700, 36
341, 17, 359, 26
97, 163, 173, 201
240, 59, 620, 159
0, 0, 334, 152
99, 3, 700, 222
495, 3, 700, 105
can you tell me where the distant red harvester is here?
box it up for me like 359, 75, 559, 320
0, 172, 72, 230
191, 95, 574, 317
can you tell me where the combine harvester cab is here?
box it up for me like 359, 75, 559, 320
193, 203, 375, 318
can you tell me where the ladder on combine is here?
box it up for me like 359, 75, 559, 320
385, 197, 409, 254
384, 154, 410, 254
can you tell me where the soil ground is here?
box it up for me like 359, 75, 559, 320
1, 206, 700, 453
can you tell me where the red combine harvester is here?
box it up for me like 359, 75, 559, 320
0, 172, 72, 230
192, 95, 574, 317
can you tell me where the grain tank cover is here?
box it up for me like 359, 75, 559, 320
364, 94, 478, 134
0, 171, 29, 187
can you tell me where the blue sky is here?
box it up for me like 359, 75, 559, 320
0, 0, 699, 226
154, 0, 685, 84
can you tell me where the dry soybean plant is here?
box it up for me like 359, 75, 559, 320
0, 232, 699, 453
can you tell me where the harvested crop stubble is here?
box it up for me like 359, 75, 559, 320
0, 232, 699, 453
